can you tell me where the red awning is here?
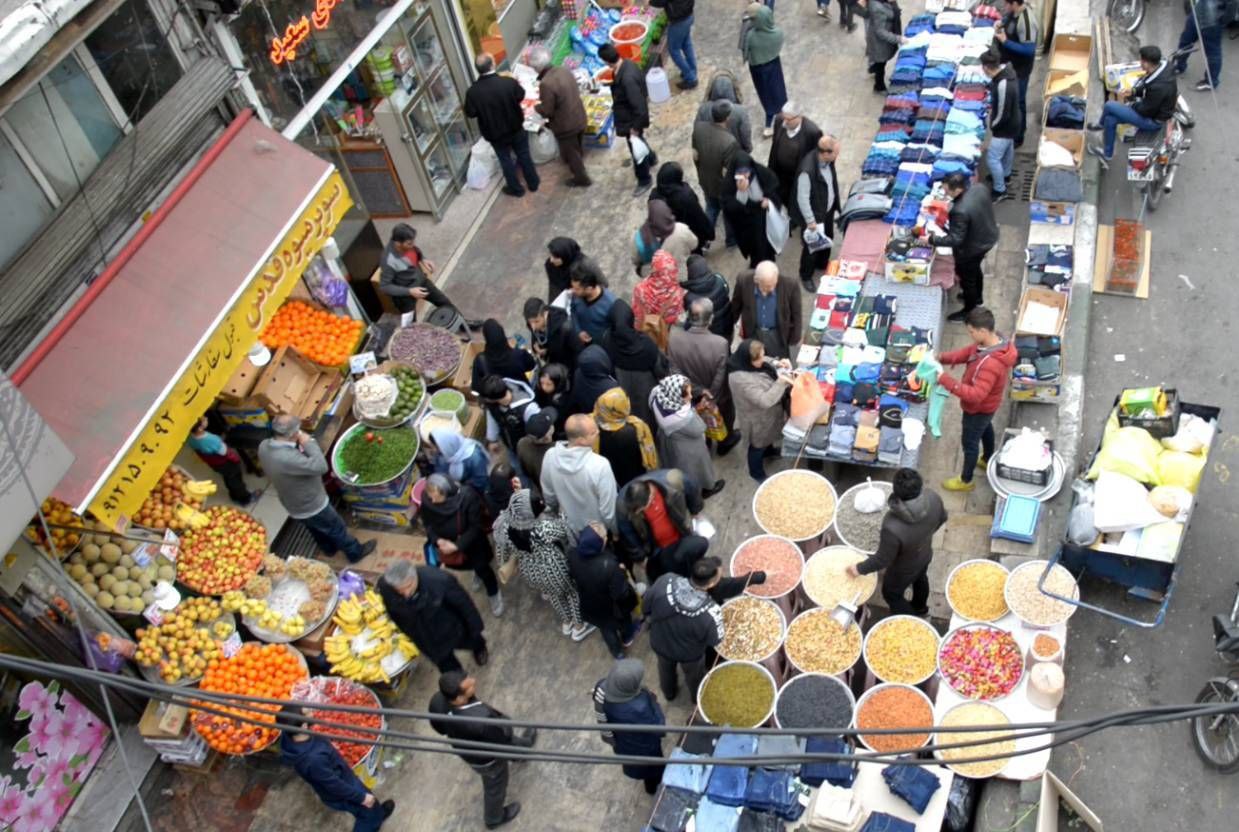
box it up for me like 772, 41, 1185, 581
16, 115, 336, 512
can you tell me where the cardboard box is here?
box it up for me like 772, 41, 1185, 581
1048, 33, 1093, 75
1010, 379, 1062, 402
885, 259, 932, 285
1015, 286, 1070, 337
139, 700, 190, 741
449, 340, 483, 398
350, 505, 414, 528
1040, 128, 1085, 169
1030, 200, 1076, 226
218, 404, 270, 428
369, 267, 398, 315
218, 359, 263, 405
463, 403, 486, 440
251, 345, 343, 429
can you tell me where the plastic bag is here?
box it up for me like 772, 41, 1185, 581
943, 775, 979, 832
1149, 485, 1192, 519
1066, 503, 1099, 546
999, 427, 1052, 472
1161, 413, 1215, 454
529, 127, 558, 164
466, 139, 499, 190
854, 478, 887, 514
1087, 426, 1163, 484
1092, 471, 1168, 532
1157, 449, 1206, 493
790, 371, 829, 425
766, 203, 790, 254
630, 134, 652, 164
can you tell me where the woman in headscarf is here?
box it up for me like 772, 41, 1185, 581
632, 250, 686, 330
600, 301, 669, 425
419, 473, 504, 614
571, 344, 619, 415
493, 489, 594, 640
471, 319, 536, 394
721, 151, 783, 268
650, 162, 714, 252
591, 657, 667, 794
534, 363, 572, 430
544, 237, 583, 302
727, 338, 794, 482
649, 375, 724, 499
428, 428, 490, 494
741, 3, 788, 134
680, 254, 735, 339
694, 71, 753, 152
592, 387, 659, 488
631, 199, 697, 276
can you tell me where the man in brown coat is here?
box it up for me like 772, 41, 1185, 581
691, 101, 740, 248
530, 46, 591, 188
729, 260, 801, 359
667, 297, 740, 454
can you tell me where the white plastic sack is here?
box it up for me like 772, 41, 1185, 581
466, 139, 500, 190
1161, 413, 1215, 454
854, 478, 886, 514
1092, 470, 1170, 533
999, 427, 1052, 473
530, 128, 559, 164
630, 135, 652, 164
766, 204, 790, 254
550, 288, 573, 313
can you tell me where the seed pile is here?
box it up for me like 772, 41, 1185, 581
732, 537, 803, 597
718, 598, 784, 662
388, 324, 461, 379
937, 702, 1015, 778
802, 546, 876, 610
939, 626, 1023, 700
1032, 633, 1060, 659
776, 675, 854, 730
834, 482, 892, 553
947, 561, 1010, 622
865, 616, 940, 684
856, 685, 933, 753
784, 609, 862, 674
1005, 561, 1078, 626
698, 663, 775, 728
754, 472, 836, 540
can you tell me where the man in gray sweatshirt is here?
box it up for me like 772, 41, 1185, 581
259, 414, 376, 563
540, 415, 618, 534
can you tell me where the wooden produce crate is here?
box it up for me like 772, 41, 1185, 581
1043, 33, 1093, 99
250, 345, 343, 429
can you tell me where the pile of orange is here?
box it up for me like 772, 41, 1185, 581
191, 643, 308, 755
260, 301, 364, 367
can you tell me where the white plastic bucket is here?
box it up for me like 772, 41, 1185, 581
646, 67, 671, 103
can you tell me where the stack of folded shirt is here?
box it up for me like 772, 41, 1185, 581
884, 91, 920, 111
1026, 245, 1074, 291
911, 119, 946, 144
853, 410, 881, 463
904, 13, 938, 37
972, 4, 1002, 22
955, 64, 991, 86
863, 141, 907, 176
946, 107, 986, 138
878, 426, 904, 465
916, 99, 952, 121
901, 141, 940, 164
828, 403, 858, 457
932, 156, 974, 180
921, 61, 958, 89
880, 107, 917, 127
920, 86, 955, 105
925, 34, 966, 65
892, 163, 934, 200
941, 132, 983, 160
935, 10, 972, 34
1013, 335, 1062, 382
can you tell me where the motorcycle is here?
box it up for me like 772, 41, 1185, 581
1189, 582, 1239, 772
1107, 0, 1145, 32
1124, 49, 1196, 213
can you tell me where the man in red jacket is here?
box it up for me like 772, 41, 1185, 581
936, 308, 1017, 492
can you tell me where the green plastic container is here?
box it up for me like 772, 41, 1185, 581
429, 388, 469, 425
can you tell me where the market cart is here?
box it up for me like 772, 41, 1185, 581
1039, 397, 1221, 628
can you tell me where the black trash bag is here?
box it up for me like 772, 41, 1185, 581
944, 774, 981, 832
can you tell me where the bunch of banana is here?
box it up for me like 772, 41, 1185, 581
174, 503, 211, 529
183, 480, 218, 499
333, 597, 366, 635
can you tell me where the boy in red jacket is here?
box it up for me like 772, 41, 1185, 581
936, 308, 1017, 492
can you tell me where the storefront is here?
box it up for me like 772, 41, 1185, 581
214, 0, 477, 220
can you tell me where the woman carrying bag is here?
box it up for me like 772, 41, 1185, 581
721, 153, 783, 268
419, 474, 505, 616
649, 375, 725, 499
493, 488, 595, 641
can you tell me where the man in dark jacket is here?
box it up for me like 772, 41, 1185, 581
1087, 46, 1178, 164
936, 307, 1018, 492
847, 468, 947, 616
464, 52, 539, 198
569, 522, 642, 658
927, 173, 1000, 322
429, 672, 535, 829
600, 44, 655, 196
529, 45, 591, 187
691, 102, 741, 247
995, 0, 1038, 143
616, 469, 710, 580
651, 0, 698, 89
643, 568, 724, 702
792, 135, 841, 291
691, 555, 766, 605
378, 561, 487, 673
679, 256, 733, 339
667, 295, 740, 453
766, 101, 823, 212
730, 261, 802, 359
982, 52, 1020, 202
280, 705, 393, 830
523, 297, 579, 369
593, 658, 667, 794
378, 224, 453, 316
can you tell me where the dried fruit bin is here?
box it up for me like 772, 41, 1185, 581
751, 469, 838, 544
695, 660, 777, 728
862, 614, 941, 686
854, 683, 934, 753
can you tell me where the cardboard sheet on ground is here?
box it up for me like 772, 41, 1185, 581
1091, 225, 1151, 299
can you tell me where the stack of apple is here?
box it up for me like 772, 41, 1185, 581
176, 507, 268, 595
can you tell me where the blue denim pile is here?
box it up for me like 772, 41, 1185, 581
904, 13, 937, 37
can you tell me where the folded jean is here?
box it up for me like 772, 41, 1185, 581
694, 797, 741, 832
882, 763, 942, 814
860, 813, 918, 832
662, 748, 713, 794
878, 426, 904, 464
1035, 168, 1084, 203
650, 786, 699, 831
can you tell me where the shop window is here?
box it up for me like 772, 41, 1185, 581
0, 133, 55, 270
83, 0, 185, 125
5, 55, 123, 202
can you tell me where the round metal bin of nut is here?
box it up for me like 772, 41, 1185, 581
783, 607, 863, 679
800, 545, 877, 615
717, 596, 788, 682
751, 470, 838, 551
729, 535, 804, 621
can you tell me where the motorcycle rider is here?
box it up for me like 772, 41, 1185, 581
1086, 45, 1178, 167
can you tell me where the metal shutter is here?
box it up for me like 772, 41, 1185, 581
0, 56, 235, 370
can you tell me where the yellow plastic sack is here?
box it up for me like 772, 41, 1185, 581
1087, 426, 1163, 485
1156, 450, 1206, 493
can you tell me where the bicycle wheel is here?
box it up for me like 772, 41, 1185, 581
1108, 0, 1145, 33
1190, 678, 1239, 773
1144, 165, 1166, 213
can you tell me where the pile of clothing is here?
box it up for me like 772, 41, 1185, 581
885, 164, 935, 224
1013, 334, 1062, 384
904, 13, 937, 37
934, 9, 972, 34
1025, 244, 1074, 292
1045, 95, 1086, 129
1035, 136, 1084, 203
862, 139, 909, 177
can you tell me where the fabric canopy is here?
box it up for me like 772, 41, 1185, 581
17, 115, 351, 527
